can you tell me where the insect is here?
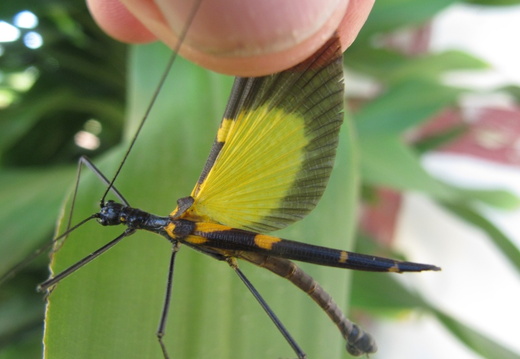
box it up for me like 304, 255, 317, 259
0, 4, 441, 356
27, 32, 440, 359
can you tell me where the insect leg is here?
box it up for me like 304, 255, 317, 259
240, 252, 377, 356
38, 229, 136, 292
0, 156, 128, 284
98, 0, 204, 205
227, 257, 307, 359
0, 214, 97, 286
157, 241, 181, 359
52, 155, 129, 256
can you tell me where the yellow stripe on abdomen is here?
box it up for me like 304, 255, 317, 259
184, 235, 209, 245
254, 234, 281, 250
339, 251, 349, 263
194, 222, 232, 233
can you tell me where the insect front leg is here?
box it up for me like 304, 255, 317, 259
157, 240, 181, 359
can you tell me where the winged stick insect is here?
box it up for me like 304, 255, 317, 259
2, 5, 440, 359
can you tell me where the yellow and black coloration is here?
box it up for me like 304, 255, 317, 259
39, 35, 439, 358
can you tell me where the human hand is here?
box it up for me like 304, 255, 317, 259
87, 0, 374, 76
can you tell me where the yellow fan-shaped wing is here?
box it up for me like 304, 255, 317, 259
176, 35, 344, 233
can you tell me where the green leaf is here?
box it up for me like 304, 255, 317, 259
359, 135, 452, 198
42, 42, 360, 359
351, 268, 429, 313
358, 133, 520, 209
360, 0, 458, 36
442, 202, 520, 272
382, 51, 488, 85
0, 169, 68, 358
355, 81, 462, 136
456, 188, 520, 210
432, 308, 520, 359
0, 272, 44, 359
414, 124, 467, 153
0, 167, 73, 276
465, 0, 520, 5
500, 85, 520, 103
352, 266, 520, 359
346, 49, 488, 85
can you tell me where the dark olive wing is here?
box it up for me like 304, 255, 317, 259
176, 35, 344, 233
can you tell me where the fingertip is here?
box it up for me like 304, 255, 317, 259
164, 0, 349, 76
336, 0, 375, 51
87, 0, 374, 76
179, 23, 340, 77
174, 0, 374, 76
87, 0, 157, 43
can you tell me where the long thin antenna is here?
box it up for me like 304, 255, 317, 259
101, 0, 204, 204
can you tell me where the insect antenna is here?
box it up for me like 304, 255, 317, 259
100, 0, 204, 206
36, 0, 205, 296
1, 0, 203, 299
0, 154, 128, 286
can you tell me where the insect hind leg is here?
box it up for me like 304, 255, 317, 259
344, 322, 377, 356
226, 257, 307, 359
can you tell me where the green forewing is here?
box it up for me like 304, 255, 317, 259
184, 36, 344, 233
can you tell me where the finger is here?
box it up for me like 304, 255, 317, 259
86, 0, 157, 43
337, 0, 375, 50
88, 0, 373, 76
